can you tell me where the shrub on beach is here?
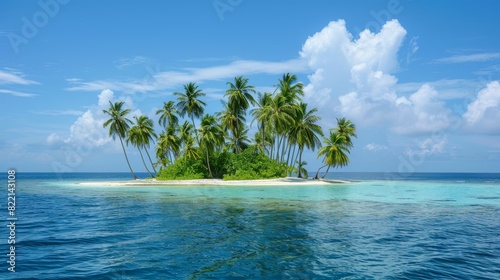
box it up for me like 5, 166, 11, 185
157, 147, 287, 180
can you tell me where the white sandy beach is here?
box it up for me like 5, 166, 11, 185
77, 177, 351, 187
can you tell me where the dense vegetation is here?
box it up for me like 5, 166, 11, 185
102, 73, 357, 180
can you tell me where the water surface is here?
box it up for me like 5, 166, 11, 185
3, 172, 499, 279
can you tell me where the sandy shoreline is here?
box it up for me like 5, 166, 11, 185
76, 177, 352, 187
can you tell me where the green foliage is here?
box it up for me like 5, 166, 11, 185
156, 147, 287, 180
156, 155, 206, 180
223, 148, 288, 180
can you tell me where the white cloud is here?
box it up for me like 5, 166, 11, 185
0, 89, 37, 97
65, 110, 110, 147
462, 81, 500, 133
0, 69, 39, 85
66, 59, 308, 93
393, 84, 452, 134
405, 137, 448, 157
47, 89, 134, 149
33, 110, 84, 116
47, 133, 65, 148
301, 20, 405, 118
98, 89, 114, 107
365, 143, 388, 151
406, 36, 419, 64
300, 19, 455, 135
433, 52, 500, 64
114, 56, 151, 70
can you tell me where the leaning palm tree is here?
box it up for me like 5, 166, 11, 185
289, 103, 323, 178
156, 124, 180, 166
334, 117, 357, 147
198, 114, 224, 178
314, 131, 350, 179
102, 101, 137, 179
131, 115, 158, 174
156, 100, 179, 129
127, 125, 155, 178
174, 82, 206, 144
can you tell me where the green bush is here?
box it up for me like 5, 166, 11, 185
223, 148, 287, 180
157, 147, 287, 181
156, 156, 207, 180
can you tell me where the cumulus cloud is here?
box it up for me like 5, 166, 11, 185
300, 19, 454, 135
393, 84, 452, 134
46, 89, 138, 149
405, 137, 448, 157
462, 81, 500, 133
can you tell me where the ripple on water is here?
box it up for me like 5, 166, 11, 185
7, 180, 500, 279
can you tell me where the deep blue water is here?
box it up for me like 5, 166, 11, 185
2, 172, 500, 279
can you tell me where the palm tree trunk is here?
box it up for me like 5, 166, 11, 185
293, 147, 300, 171
297, 147, 304, 178
270, 135, 275, 159
144, 148, 157, 175
206, 149, 213, 178
119, 136, 138, 179
138, 148, 154, 178
260, 122, 266, 155
321, 165, 331, 179
287, 144, 296, 176
191, 115, 200, 146
276, 135, 283, 162
314, 164, 327, 179
281, 138, 289, 163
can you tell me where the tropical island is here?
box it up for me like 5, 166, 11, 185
102, 73, 357, 181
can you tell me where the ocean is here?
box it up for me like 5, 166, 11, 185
2, 172, 499, 279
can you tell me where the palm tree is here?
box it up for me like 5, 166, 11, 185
218, 101, 246, 153
250, 92, 273, 154
294, 160, 308, 179
127, 124, 155, 178
156, 101, 179, 129
289, 103, 323, 178
334, 117, 357, 147
314, 131, 350, 179
222, 76, 255, 153
156, 124, 180, 165
182, 136, 200, 160
278, 73, 304, 104
178, 121, 194, 148
102, 101, 138, 179
198, 114, 224, 178
266, 94, 296, 161
174, 82, 206, 144
131, 115, 158, 174
225, 76, 256, 110
227, 125, 250, 153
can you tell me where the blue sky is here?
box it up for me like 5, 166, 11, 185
1, 0, 500, 173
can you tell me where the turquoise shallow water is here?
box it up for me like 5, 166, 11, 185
3, 172, 500, 279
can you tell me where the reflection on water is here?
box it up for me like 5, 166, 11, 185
6, 176, 500, 279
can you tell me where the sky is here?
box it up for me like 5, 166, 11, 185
1, 0, 500, 174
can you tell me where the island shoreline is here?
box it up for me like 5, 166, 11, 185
76, 177, 353, 187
